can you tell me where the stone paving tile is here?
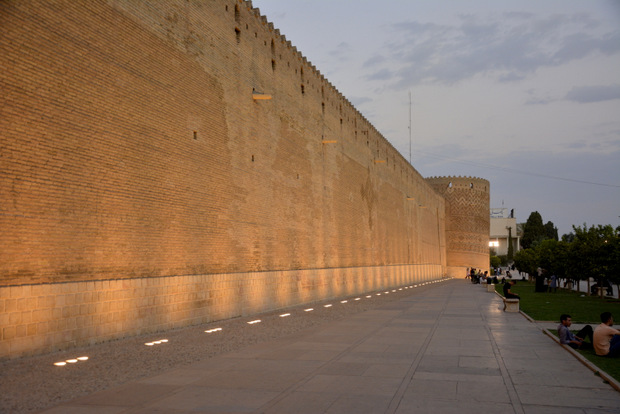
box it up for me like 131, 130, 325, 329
455, 381, 512, 403
68, 383, 181, 408
394, 397, 514, 414
362, 362, 412, 378
459, 355, 500, 369
514, 384, 620, 409
191, 368, 307, 392
138, 366, 224, 386
261, 391, 340, 414
138, 385, 279, 413
325, 393, 393, 414
522, 406, 608, 414
296, 373, 404, 396
404, 378, 458, 399
315, 360, 371, 376
412, 370, 502, 383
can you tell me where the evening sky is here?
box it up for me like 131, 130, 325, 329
254, 0, 620, 236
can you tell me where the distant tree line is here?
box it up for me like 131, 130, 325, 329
512, 212, 620, 299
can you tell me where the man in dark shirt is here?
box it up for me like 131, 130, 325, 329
503, 280, 520, 299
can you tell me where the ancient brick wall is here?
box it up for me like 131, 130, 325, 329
0, 0, 476, 358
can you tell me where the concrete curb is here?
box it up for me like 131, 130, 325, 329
490, 291, 620, 393
541, 328, 620, 393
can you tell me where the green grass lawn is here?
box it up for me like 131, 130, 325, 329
495, 280, 620, 383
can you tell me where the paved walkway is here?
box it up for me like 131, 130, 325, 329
40, 279, 620, 414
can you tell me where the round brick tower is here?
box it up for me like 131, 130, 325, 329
425, 176, 490, 277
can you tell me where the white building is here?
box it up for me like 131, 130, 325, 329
489, 208, 520, 257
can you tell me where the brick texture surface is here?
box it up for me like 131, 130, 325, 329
0, 0, 488, 358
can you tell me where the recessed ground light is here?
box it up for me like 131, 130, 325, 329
279, 313, 291, 317
205, 328, 222, 333
247, 320, 261, 324
304, 308, 314, 312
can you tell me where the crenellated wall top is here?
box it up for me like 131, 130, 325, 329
425, 176, 490, 193
242, 0, 387, 148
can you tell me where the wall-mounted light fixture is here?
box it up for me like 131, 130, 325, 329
322, 140, 338, 144
374, 159, 386, 164
252, 88, 272, 100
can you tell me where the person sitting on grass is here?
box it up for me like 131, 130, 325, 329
593, 312, 620, 357
503, 280, 520, 300
558, 314, 593, 349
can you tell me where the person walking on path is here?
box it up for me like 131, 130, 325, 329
558, 314, 593, 349
593, 312, 620, 357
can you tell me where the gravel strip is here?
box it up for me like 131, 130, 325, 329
0, 281, 447, 413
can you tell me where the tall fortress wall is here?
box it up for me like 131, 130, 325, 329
0, 0, 488, 358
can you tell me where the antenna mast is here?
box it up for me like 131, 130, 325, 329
408, 91, 412, 164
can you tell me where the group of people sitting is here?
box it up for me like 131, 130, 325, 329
468, 268, 501, 285
558, 312, 620, 357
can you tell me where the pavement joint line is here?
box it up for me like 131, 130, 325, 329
484, 296, 526, 414
384, 280, 452, 414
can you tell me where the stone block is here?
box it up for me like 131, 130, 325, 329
503, 298, 519, 312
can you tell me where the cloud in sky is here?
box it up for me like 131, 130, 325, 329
565, 84, 620, 103
366, 12, 620, 89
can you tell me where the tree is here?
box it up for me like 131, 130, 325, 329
544, 221, 558, 241
536, 239, 559, 275
514, 248, 537, 277
571, 224, 617, 297
507, 226, 514, 262
518, 222, 619, 297
608, 226, 620, 299
521, 211, 545, 249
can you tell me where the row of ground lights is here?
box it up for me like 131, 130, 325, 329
203, 278, 450, 333
54, 278, 451, 365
